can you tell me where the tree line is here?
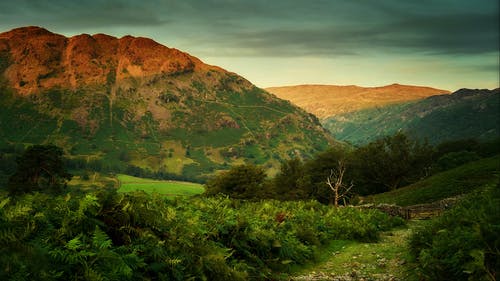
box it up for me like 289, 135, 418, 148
205, 133, 500, 205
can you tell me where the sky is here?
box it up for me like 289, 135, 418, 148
0, 0, 498, 91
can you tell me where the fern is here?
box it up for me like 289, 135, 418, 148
0, 228, 19, 243
76, 194, 100, 219
66, 235, 83, 251
84, 268, 106, 281
5, 203, 32, 220
92, 227, 112, 250
0, 197, 10, 209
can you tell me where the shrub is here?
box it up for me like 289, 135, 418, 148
409, 183, 500, 280
205, 164, 270, 199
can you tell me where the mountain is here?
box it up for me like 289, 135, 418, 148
266, 84, 450, 120
323, 88, 500, 145
0, 26, 333, 181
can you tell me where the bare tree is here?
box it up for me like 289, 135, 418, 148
326, 160, 353, 207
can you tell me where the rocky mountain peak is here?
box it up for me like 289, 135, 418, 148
0, 26, 209, 94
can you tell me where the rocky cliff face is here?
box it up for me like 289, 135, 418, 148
0, 26, 225, 94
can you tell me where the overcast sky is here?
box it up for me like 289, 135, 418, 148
1, 0, 498, 90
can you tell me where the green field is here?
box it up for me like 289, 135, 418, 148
117, 174, 204, 196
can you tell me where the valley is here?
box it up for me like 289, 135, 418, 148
0, 24, 498, 281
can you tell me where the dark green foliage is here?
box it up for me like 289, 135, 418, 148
272, 133, 434, 201
474, 138, 500, 157
0, 190, 404, 280
0, 152, 16, 186
7, 145, 72, 195
274, 158, 307, 200
209, 134, 496, 203
409, 183, 500, 280
351, 132, 434, 195
432, 138, 500, 172
301, 147, 352, 204
205, 164, 270, 199
432, 151, 480, 173
435, 138, 480, 157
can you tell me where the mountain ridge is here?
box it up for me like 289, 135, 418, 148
0, 26, 235, 95
266, 83, 450, 119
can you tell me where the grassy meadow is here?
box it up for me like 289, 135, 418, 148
116, 174, 204, 196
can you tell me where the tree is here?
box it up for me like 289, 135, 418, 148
273, 158, 307, 200
7, 145, 72, 195
302, 147, 353, 204
352, 132, 433, 195
205, 164, 268, 199
326, 160, 353, 207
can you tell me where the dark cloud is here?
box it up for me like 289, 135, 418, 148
381, 12, 499, 54
194, 12, 498, 57
0, 0, 166, 28
0, 0, 498, 57
176, 0, 499, 58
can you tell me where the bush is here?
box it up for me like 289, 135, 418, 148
409, 183, 500, 280
205, 164, 271, 199
432, 150, 480, 172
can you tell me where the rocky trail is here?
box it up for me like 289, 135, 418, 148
291, 222, 421, 281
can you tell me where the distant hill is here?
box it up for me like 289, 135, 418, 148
266, 84, 449, 119
0, 26, 334, 181
323, 88, 500, 145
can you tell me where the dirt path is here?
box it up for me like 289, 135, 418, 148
291, 223, 419, 281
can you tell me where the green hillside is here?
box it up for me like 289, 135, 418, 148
0, 28, 333, 182
0, 82, 331, 181
324, 88, 499, 145
364, 155, 500, 206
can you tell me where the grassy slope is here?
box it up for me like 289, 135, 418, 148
117, 174, 204, 196
323, 89, 500, 145
364, 155, 500, 206
0, 82, 332, 181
